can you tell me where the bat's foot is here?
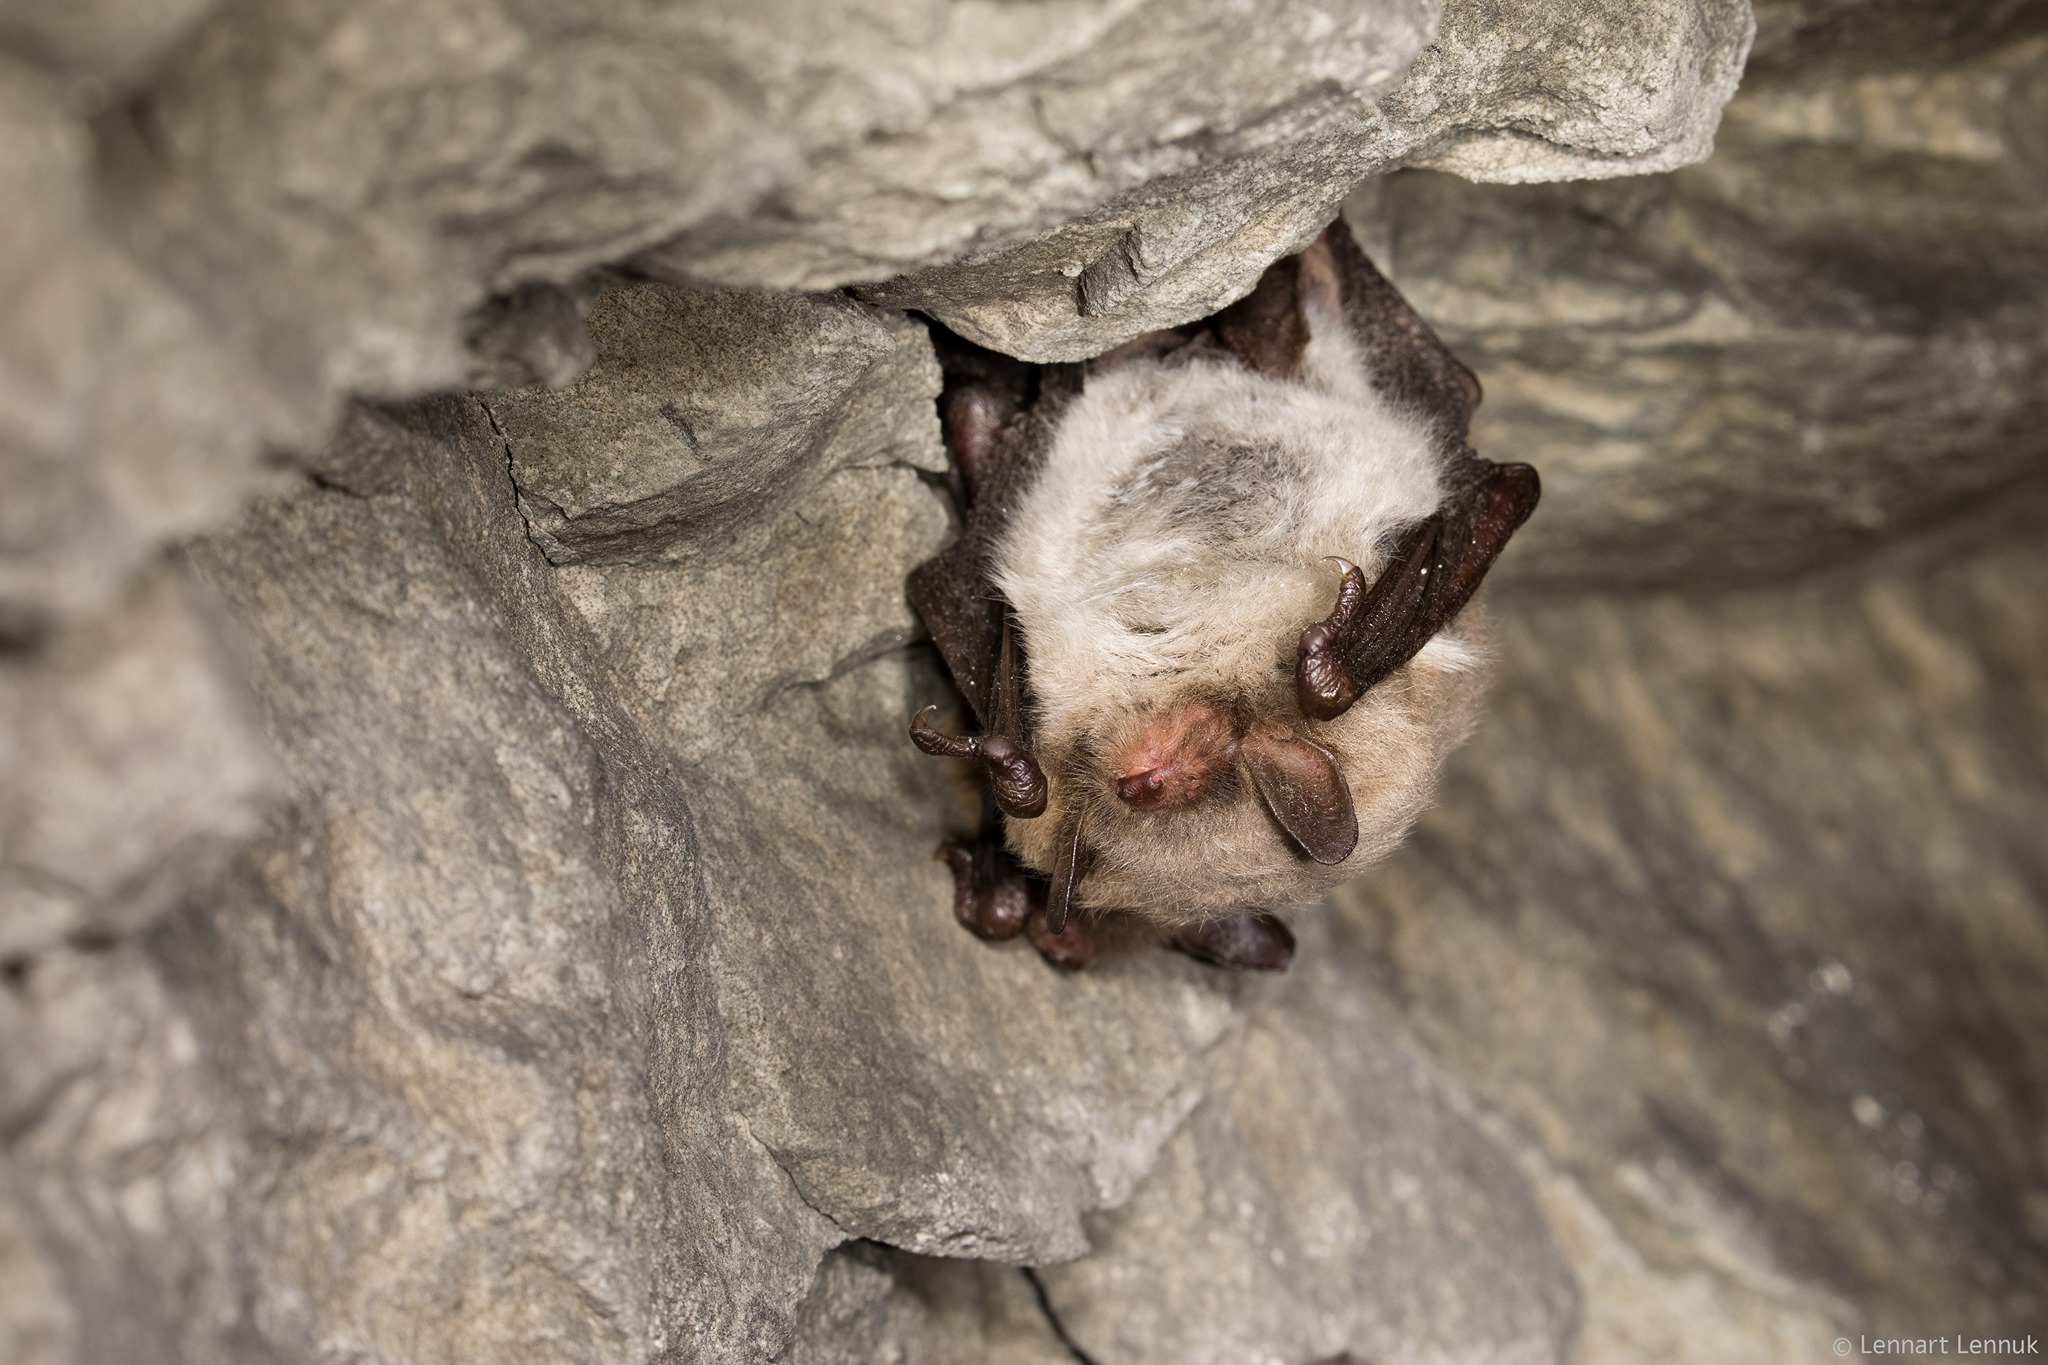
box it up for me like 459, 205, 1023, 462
938, 839, 1101, 969
1027, 907, 1100, 971
1173, 912, 1296, 972
939, 842, 1032, 941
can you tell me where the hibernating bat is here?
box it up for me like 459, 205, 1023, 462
907, 220, 1537, 973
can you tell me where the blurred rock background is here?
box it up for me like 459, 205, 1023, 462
3, 0, 2044, 1361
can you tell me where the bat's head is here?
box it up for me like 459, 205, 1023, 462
930, 225, 1536, 935
990, 265, 1525, 928
999, 540, 1491, 930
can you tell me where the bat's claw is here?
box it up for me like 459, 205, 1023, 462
910, 707, 1048, 818
1027, 906, 1100, 971
1173, 912, 1295, 972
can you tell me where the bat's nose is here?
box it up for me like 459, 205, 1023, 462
1112, 701, 1240, 811
1116, 767, 1172, 808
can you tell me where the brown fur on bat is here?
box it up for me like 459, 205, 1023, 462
908, 220, 1538, 972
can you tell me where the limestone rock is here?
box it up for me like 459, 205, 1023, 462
781, 1244, 1073, 1365
1338, 520, 2048, 1353
0, 56, 306, 630
860, 0, 1754, 360
486, 286, 902, 565
3, 938, 247, 1365
1035, 918, 1580, 1365
1, 0, 1753, 649
0, 564, 280, 962
69, 286, 1242, 1363
1349, 19, 2048, 589
186, 485, 792, 1364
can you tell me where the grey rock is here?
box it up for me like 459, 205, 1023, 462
0, 55, 306, 627
0, 563, 280, 962
0, 0, 217, 87
867, 0, 1754, 360
463, 279, 604, 392
3, 941, 246, 1365
66, 288, 1237, 1363
1385, 0, 1754, 182
183, 481, 843, 1364
486, 285, 902, 565
0, 1168, 75, 1365
781, 1243, 1072, 1365
1348, 20, 2048, 589
1037, 917, 1579, 1365
1336, 518, 2048, 1354
1, 0, 1751, 642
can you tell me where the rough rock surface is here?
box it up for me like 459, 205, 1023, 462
68, 283, 1243, 1362
862, 0, 1753, 358
1350, 6, 2048, 589
782, 1244, 1072, 1365
489, 287, 904, 565
16, 1, 2048, 1364
1036, 917, 1579, 1365
1338, 514, 2048, 1356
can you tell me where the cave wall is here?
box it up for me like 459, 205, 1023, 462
6, 0, 2047, 1362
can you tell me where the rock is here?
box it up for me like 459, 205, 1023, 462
0, 564, 280, 962
1336, 516, 2048, 1353
0, 55, 306, 629
0, 1170, 76, 1365
860, 0, 1754, 360
3, 939, 246, 1365
180, 473, 852, 1364
2, 0, 1752, 646
1383, 0, 1753, 183
485, 285, 902, 565
76, 286, 1240, 1363
1348, 15, 2048, 589
781, 1243, 1073, 1365
0, 0, 217, 86
1035, 917, 1580, 1365
463, 279, 604, 392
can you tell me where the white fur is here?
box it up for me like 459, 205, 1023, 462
991, 300, 1488, 926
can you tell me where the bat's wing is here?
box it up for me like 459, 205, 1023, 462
1288, 219, 1542, 720
1320, 219, 1484, 450
908, 331, 1080, 736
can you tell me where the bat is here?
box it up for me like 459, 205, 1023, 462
907, 220, 1538, 972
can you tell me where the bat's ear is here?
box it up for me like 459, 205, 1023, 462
1212, 254, 1310, 381
1241, 729, 1359, 865
1313, 217, 1484, 436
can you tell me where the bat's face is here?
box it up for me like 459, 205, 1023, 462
1006, 605, 1486, 929
992, 333, 1490, 929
